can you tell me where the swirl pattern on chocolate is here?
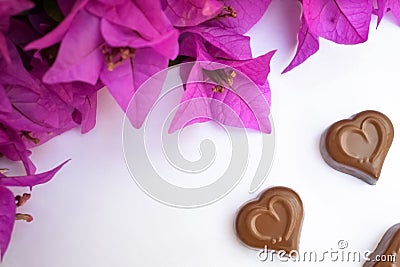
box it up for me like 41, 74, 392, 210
320, 110, 394, 185
235, 187, 304, 253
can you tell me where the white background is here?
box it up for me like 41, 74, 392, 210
3, 1, 400, 266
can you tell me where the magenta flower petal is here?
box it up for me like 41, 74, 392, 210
72, 94, 97, 133
25, 0, 89, 51
87, 0, 159, 34
169, 51, 275, 133
0, 85, 12, 113
3, 78, 77, 140
391, 3, 400, 24
0, 0, 34, 17
169, 71, 269, 133
57, 0, 75, 15
0, 186, 16, 260
303, 0, 373, 44
376, 0, 387, 26
0, 34, 11, 64
100, 48, 168, 116
1, 40, 94, 149
68, 86, 99, 134
164, 0, 223, 27
0, 0, 34, 62
282, 15, 319, 73
0, 124, 36, 175
2, 81, 80, 146
7, 18, 40, 47
179, 33, 208, 59
100, 19, 179, 59
28, 55, 101, 134
218, 50, 275, 87
182, 26, 252, 59
205, 0, 272, 34
0, 0, 34, 32
45, 81, 100, 134
86, 0, 179, 59
0, 40, 37, 87
42, 10, 103, 85
0, 160, 69, 188
86, 0, 177, 39
376, 0, 400, 26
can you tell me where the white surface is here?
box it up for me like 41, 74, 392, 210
3, 1, 400, 266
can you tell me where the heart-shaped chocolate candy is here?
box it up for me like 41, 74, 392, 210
320, 110, 394, 185
364, 223, 400, 266
235, 187, 303, 254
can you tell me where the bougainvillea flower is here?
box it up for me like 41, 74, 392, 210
283, 14, 319, 73
168, 59, 274, 133
26, 0, 179, 113
303, 0, 373, 44
1, 41, 95, 147
376, 0, 400, 26
0, 0, 34, 63
0, 43, 77, 140
165, 0, 276, 133
170, 33, 275, 133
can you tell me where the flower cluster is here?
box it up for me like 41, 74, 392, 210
0, 0, 274, 258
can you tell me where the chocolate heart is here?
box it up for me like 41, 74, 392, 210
320, 110, 394, 185
235, 187, 304, 253
364, 223, 400, 266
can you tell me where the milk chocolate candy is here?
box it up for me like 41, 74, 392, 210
235, 187, 303, 254
364, 223, 400, 266
320, 110, 394, 185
